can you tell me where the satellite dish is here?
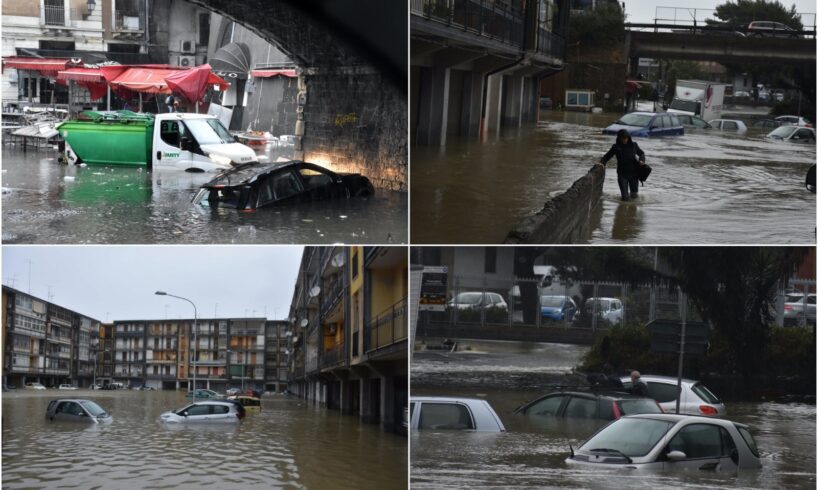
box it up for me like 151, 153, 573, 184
309, 286, 320, 298
289, 316, 296, 323
300, 318, 309, 328
331, 252, 345, 268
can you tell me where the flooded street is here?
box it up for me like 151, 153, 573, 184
1, 148, 407, 244
3, 390, 406, 489
411, 112, 816, 244
411, 341, 816, 489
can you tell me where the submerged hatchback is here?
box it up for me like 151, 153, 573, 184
566, 414, 762, 470
514, 391, 662, 421
46, 399, 112, 423
193, 160, 374, 210
620, 375, 726, 416
159, 401, 245, 424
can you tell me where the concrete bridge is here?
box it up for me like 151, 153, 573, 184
183, 0, 407, 190
626, 27, 816, 69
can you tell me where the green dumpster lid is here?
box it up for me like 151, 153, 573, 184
79, 110, 154, 123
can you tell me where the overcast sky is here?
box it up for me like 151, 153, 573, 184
622, 0, 816, 25
2, 246, 304, 322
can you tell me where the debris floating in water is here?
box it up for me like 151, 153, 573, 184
63, 176, 75, 181
339, 215, 348, 219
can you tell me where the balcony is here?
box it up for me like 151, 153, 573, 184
365, 298, 408, 354
117, 330, 144, 338
320, 343, 345, 369
113, 0, 146, 34
320, 277, 345, 318
411, 0, 524, 48
48, 335, 72, 345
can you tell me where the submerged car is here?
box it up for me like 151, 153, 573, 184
25, 382, 47, 390
514, 391, 662, 420
775, 115, 812, 127
410, 396, 506, 432
185, 389, 222, 399
227, 395, 262, 414
751, 119, 781, 129
566, 414, 762, 470
619, 375, 726, 416
603, 112, 684, 137
766, 125, 815, 143
783, 292, 816, 326
674, 114, 711, 129
192, 160, 374, 210
708, 119, 748, 133
579, 297, 624, 327
58, 384, 78, 390
46, 399, 112, 423
159, 401, 245, 423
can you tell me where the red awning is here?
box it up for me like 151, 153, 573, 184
99, 64, 229, 101
165, 64, 229, 103
57, 67, 105, 83
2, 57, 79, 77
251, 69, 297, 78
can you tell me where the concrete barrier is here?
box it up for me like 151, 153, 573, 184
504, 164, 605, 244
418, 323, 597, 345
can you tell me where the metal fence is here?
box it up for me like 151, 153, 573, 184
411, 0, 524, 47
420, 274, 815, 331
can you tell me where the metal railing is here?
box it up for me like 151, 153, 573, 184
536, 27, 565, 57
320, 277, 345, 318
320, 343, 344, 368
114, 10, 146, 31
366, 298, 407, 353
411, 0, 524, 47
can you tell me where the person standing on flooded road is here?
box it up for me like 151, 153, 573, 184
599, 129, 646, 201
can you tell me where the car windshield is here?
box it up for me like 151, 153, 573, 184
691, 383, 721, 404
184, 118, 234, 145
79, 400, 107, 417
670, 99, 699, 113
618, 399, 662, 415
454, 293, 483, 305
617, 113, 653, 127
769, 126, 797, 138
581, 418, 675, 457
541, 296, 565, 307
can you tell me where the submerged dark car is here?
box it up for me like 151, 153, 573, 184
514, 391, 663, 421
192, 160, 374, 210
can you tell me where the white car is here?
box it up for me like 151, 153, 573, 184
620, 375, 726, 416
775, 115, 812, 127
25, 382, 46, 390
708, 119, 748, 132
447, 292, 508, 311
766, 125, 815, 143
566, 414, 762, 470
783, 292, 816, 326
581, 297, 624, 326
159, 401, 245, 424
58, 384, 78, 390
410, 396, 506, 432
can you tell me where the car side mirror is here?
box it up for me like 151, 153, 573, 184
667, 450, 687, 461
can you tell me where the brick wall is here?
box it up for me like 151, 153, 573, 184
302, 72, 407, 191
504, 164, 605, 244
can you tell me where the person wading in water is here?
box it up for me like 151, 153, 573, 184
599, 129, 646, 201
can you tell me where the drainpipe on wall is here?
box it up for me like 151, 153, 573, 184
294, 72, 306, 160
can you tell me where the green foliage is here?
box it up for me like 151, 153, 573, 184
713, 0, 803, 30
579, 324, 676, 373
768, 326, 816, 378
568, 3, 625, 45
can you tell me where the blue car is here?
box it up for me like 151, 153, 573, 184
540, 295, 577, 322
603, 112, 684, 137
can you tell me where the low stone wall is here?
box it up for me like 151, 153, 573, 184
505, 164, 605, 244
417, 324, 596, 345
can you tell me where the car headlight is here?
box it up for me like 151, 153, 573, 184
208, 154, 233, 166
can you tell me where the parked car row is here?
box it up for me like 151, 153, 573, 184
412, 376, 760, 471
603, 112, 811, 139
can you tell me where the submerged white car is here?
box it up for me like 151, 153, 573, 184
620, 375, 726, 416
566, 414, 762, 470
410, 396, 506, 432
159, 401, 244, 424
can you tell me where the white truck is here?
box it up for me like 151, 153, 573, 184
667, 80, 727, 122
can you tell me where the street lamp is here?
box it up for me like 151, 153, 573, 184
155, 291, 198, 402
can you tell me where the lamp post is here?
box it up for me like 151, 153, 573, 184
155, 291, 198, 402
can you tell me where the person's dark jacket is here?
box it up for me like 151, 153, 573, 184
631, 379, 648, 396
600, 129, 645, 177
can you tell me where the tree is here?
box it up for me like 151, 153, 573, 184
711, 0, 803, 30
568, 3, 625, 46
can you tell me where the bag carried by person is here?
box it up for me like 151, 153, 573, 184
638, 164, 652, 186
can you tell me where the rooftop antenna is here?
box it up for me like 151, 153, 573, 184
27, 259, 33, 294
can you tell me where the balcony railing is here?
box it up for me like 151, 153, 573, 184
366, 298, 408, 354
321, 278, 345, 318
320, 343, 345, 369
411, 0, 524, 48
43, 4, 66, 27
536, 27, 565, 58
114, 9, 146, 32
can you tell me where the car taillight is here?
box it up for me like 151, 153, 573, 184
657, 403, 664, 413
699, 405, 718, 415
612, 402, 622, 419
784, 305, 792, 311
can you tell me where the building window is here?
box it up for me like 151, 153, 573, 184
484, 248, 497, 274
199, 13, 210, 46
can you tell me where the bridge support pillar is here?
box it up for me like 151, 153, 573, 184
521, 77, 538, 123
501, 74, 524, 128
460, 71, 484, 138
415, 66, 451, 146
483, 73, 504, 138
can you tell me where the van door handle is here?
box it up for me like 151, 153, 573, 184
156, 151, 162, 161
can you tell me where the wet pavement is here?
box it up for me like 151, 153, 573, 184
2, 390, 406, 489
1, 147, 407, 244
411, 111, 816, 244
411, 341, 816, 489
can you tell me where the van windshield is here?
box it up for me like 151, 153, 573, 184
669, 99, 699, 113
184, 118, 234, 145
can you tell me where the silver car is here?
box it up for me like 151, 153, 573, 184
410, 396, 506, 432
784, 292, 816, 326
159, 401, 244, 424
566, 414, 761, 470
46, 399, 112, 423
620, 375, 726, 416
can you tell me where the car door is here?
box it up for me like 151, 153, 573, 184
663, 423, 738, 471
521, 394, 567, 416
563, 395, 599, 419
792, 128, 815, 143
154, 119, 197, 171
54, 401, 86, 422
184, 403, 212, 422
210, 404, 231, 422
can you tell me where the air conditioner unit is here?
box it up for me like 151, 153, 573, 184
178, 56, 195, 67
180, 39, 195, 54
